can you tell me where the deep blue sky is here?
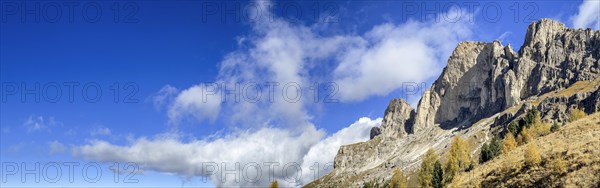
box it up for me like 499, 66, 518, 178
1, 0, 597, 187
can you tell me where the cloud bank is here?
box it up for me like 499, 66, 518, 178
74, 117, 381, 187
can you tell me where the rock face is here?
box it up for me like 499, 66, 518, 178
418, 41, 518, 129
416, 19, 599, 131
380, 99, 415, 137
537, 79, 600, 123
518, 19, 600, 97
307, 19, 600, 187
332, 99, 416, 173
369, 127, 381, 139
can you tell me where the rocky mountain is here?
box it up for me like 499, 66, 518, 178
306, 19, 599, 187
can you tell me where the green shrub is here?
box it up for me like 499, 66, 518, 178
551, 121, 560, 132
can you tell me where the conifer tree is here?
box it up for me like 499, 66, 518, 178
432, 160, 444, 188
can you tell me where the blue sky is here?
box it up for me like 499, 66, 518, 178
1, 0, 598, 187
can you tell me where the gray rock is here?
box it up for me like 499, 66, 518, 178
369, 127, 381, 140
519, 19, 600, 97
537, 83, 600, 123
380, 99, 415, 137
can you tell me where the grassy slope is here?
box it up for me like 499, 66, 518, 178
454, 113, 600, 187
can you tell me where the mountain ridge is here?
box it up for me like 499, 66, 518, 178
306, 18, 599, 187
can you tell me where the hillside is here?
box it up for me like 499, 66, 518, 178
454, 112, 600, 187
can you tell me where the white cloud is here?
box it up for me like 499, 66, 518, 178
75, 124, 325, 187
168, 84, 222, 124
571, 0, 600, 29
151, 85, 179, 110
214, 23, 344, 129
23, 115, 58, 133
74, 117, 381, 187
333, 9, 472, 101
299, 117, 382, 184
90, 126, 112, 136
48, 140, 66, 155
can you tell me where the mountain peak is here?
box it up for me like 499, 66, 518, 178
522, 18, 567, 52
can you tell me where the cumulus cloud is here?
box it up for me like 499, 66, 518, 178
333, 11, 472, 101
74, 117, 381, 187
211, 19, 352, 129
168, 84, 222, 124
571, 0, 600, 29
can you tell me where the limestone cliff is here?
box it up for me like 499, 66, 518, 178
306, 19, 600, 187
